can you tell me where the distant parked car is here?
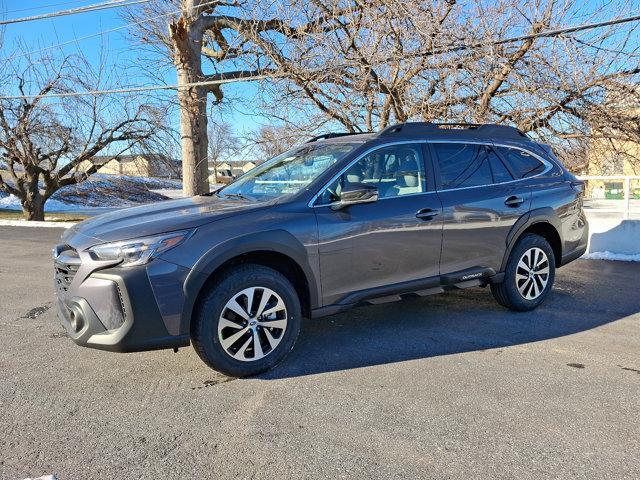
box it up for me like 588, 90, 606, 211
53, 123, 588, 376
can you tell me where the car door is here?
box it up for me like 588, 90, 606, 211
431, 142, 532, 274
312, 142, 443, 306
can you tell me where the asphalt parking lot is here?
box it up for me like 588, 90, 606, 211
1, 226, 639, 479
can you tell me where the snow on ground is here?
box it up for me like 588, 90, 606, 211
22, 476, 58, 480
584, 213, 639, 256
151, 183, 223, 199
582, 251, 640, 262
0, 219, 78, 228
0, 194, 82, 212
0, 174, 181, 212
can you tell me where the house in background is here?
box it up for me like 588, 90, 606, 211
589, 134, 639, 178
81, 154, 182, 179
588, 85, 639, 175
587, 86, 640, 199
208, 161, 257, 184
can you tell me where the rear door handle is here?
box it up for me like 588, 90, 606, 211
416, 208, 439, 220
504, 195, 525, 208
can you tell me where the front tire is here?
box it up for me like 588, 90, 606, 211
491, 234, 556, 311
191, 264, 301, 377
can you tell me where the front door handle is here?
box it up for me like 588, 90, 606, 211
416, 208, 439, 220
504, 195, 525, 208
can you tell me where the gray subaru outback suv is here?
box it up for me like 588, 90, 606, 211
53, 123, 588, 376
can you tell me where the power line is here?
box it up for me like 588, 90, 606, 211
4, 1, 216, 61
5, 14, 162, 62
3, 0, 99, 15
0, 0, 149, 26
446, 13, 640, 53
0, 76, 278, 100
1, 13, 639, 101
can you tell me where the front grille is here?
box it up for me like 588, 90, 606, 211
54, 247, 81, 293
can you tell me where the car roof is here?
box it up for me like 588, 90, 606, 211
307, 122, 534, 146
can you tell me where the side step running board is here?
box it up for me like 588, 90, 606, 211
311, 268, 504, 318
362, 268, 498, 306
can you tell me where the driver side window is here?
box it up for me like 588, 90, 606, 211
318, 144, 426, 204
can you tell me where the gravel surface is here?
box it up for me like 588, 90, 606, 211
1, 226, 639, 480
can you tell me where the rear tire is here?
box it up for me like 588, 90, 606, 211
491, 234, 556, 311
191, 264, 301, 377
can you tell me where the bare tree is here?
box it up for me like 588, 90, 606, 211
580, 82, 640, 174
207, 120, 239, 181
128, 0, 640, 184
243, 0, 640, 177
0, 52, 163, 221
251, 124, 304, 159
127, 0, 358, 195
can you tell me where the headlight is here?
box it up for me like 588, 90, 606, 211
88, 230, 194, 267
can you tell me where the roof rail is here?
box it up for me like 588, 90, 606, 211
306, 132, 366, 143
378, 122, 529, 139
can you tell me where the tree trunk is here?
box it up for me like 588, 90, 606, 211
178, 71, 210, 196
22, 196, 45, 221
171, 10, 210, 197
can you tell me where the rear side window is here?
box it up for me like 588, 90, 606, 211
433, 143, 492, 189
486, 147, 514, 183
496, 147, 545, 178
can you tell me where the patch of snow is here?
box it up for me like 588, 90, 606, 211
582, 251, 640, 262
584, 217, 640, 256
0, 194, 79, 211
0, 219, 76, 228
92, 173, 182, 188
151, 183, 223, 199
0, 174, 182, 212
22, 475, 58, 480
151, 188, 185, 199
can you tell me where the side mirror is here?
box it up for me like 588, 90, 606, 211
330, 183, 379, 210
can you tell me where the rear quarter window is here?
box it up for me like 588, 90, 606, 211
496, 147, 545, 178
486, 147, 514, 183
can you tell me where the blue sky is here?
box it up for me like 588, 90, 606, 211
0, 0, 263, 136
1, 1, 158, 81
1, 0, 639, 142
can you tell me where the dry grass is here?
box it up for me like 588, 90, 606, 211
0, 209, 88, 222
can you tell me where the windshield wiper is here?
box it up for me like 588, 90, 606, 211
222, 192, 252, 200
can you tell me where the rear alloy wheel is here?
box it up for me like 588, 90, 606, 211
491, 233, 556, 311
515, 247, 550, 300
192, 265, 301, 377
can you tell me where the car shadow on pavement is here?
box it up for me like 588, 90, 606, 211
260, 260, 640, 380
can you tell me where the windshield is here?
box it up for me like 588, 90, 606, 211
218, 142, 358, 200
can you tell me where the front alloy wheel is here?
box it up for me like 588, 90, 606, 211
191, 264, 302, 377
218, 287, 288, 362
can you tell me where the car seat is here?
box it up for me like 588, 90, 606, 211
386, 153, 421, 197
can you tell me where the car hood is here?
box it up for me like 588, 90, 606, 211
62, 195, 271, 249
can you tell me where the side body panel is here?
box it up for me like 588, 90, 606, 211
312, 141, 443, 306
436, 183, 531, 273
314, 192, 443, 305
498, 181, 588, 271
529, 176, 589, 263
430, 140, 533, 274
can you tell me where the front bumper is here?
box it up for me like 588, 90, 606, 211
54, 248, 190, 353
